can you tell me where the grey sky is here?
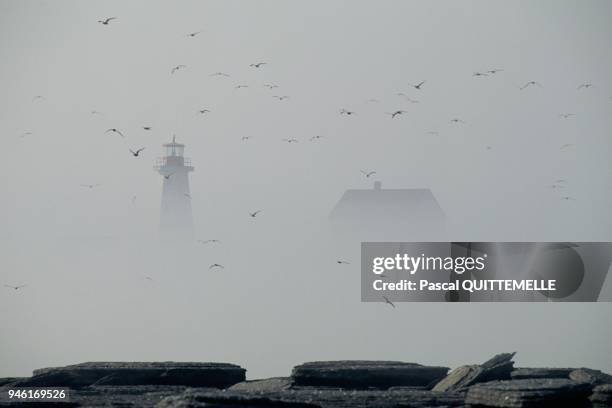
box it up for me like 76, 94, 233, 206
1, 0, 611, 379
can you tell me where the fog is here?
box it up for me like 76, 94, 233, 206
1, 0, 611, 379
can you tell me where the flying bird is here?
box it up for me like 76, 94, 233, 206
520, 81, 542, 90
309, 135, 324, 141
171, 65, 187, 74
340, 109, 355, 115
98, 17, 117, 25
361, 170, 376, 178
382, 295, 396, 308
487, 69, 504, 74
241, 136, 251, 141
282, 138, 298, 143
198, 109, 211, 114
198, 239, 221, 244
143, 126, 152, 130
235, 84, 248, 89
32, 95, 45, 102
367, 98, 379, 103
210, 72, 230, 77
450, 118, 466, 124
105, 128, 125, 138
410, 81, 426, 90
560, 143, 574, 149
336, 260, 350, 264
473, 72, 489, 77
209, 263, 225, 269
163, 173, 174, 180
4, 284, 26, 290
264, 83, 279, 89
80, 183, 100, 189
249, 62, 267, 68
388, 110, 407, 119
19, 131, 33, 138
561, 196, 575, 201
559, 113, 575, 119
249, 210, 262, 218
186, 31, 202, 37
577, 83, 592, 90
184, 193, 192, 199
129, 147, 145, 157
144, 276, 154, 282
273, 95, 289, 100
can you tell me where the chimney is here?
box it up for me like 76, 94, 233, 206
374, 181, 382, 190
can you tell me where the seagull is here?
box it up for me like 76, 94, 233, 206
184, 193, 192, 199
198, 109, 211, 114
91, 110, 103, 115
235, 84, 248, 89
143, 126, 152, 130
4, 284, 26, 290
309, 135, 324, 141
32, 95, 45, 102
559, 113, 575, 119
249, 62, 267, 68
209, 263, 225, 269
98, 17, 117, 25
129, 147, 145, 157
361, 170, 376, 178
487, 69, 504, 74
144, 276, 154, 282
198, 239, 221, 244
282, 138, 298, 143
340, 109, 355, 115
163, 173, 174, 180
80, 183, 100, 189
249, 210, 262, 218
105, 128, 125, 138
520, 81, 542, 90
264, 83, 279, 89
382, 295, 396, 308
560, 143, 574, 149
410, 81, 426, 90
388, 110, 407, 119
336, 260, 350, 264
561, 196, 575, 200
367, 98, 379, 103
273, 95, 289, 100
210, 72, 230, 77
241, 136, 251, 141
171, 65, 187, 74
577, 83, 592, 90
450, 118, 466, 124
473, 72, 489, 77
186, 31, 202, 37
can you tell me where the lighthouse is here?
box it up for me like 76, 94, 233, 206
154, 136, 194, 241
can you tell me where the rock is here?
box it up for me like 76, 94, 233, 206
290, 361, 448, 389
432, 352, 516, 392
511, 368, 574, 380
228, 377, 292, 393
590, 384, 612, 407
569, 368, 612, 385
156, 387, 465, 408
465, 378, 593, 407
14, 362, 245, 389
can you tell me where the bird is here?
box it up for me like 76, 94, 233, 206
249, 62, 266, 68
91, 110, 103, 115
410, 81, 426, 90
361, 170, 376, 178
559, 113, 575, 119
235, 84, 248, 89
98, 17, 117, 25
388, 110, 407, 119
105, 128, 125, 138
273, 95, 289, 100
144, 276, 154, 282
473, 72, 489, 77
32, 95, 45, 102
367, 98, 379, 103
309, 135, 324, 141
560, 143, 574, 149
186, 31, 202, 37
129, 147, 145, 157
198, 239, 221, 244
19, 131, 33, 138
241, 136, 251, 141
337, 260, 350, 264
198, 109, 211, 114
264, 83, 279, 89
450, 118, 466, 124
561, 196, 575, 201
487, 69, 504, 74
143, 126, 152, 130
171, 65, 186, 74
210, 72, 230, 77
340, 109, 355, 115
4, 284, 26, 290
577, 83, 592, 90
550, 184, 565, 190
209, 263, 225, 269
282, 138, 298, 143
163, 173, 174, 180
382, 295, 396, 308
249, 210, 262, 218
520, 81, 542, 90
184, 193, 192, 199
80, 183, 100, 189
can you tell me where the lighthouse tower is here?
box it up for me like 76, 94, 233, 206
154, 136, 194, 241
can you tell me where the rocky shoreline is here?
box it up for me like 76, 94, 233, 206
1, 353, 610, 407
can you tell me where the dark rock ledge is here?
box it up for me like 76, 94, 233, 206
0, 354, 610, 407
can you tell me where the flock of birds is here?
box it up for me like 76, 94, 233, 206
6, 16, 607, 308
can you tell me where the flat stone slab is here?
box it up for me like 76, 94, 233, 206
156, 387, 465, 408
511, 368, 575, 380
14, 362, 245, 389
228, 377, 293, 393
291, 361, 449, 389
569, 368, 612, 385
465, 378, 593, 407
432, 352, 516, 392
